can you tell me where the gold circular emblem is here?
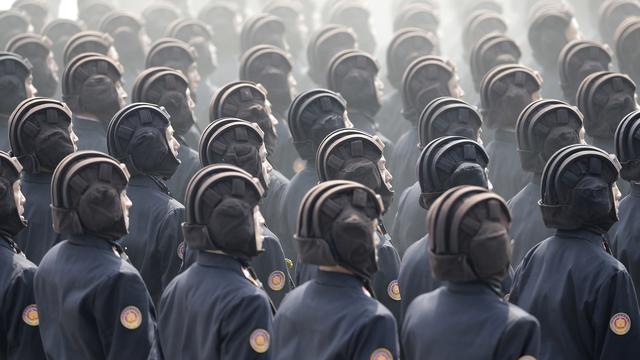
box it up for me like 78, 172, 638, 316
250, 328, 270, 353
22, 304, 39, 326
387, 280, 401, 301
268, 270, 286, 291
610, 312, 631, 335
120, 306, 142, 330
370, 347, 393, 360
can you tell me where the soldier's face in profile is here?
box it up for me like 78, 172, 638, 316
165, 125, 180, 157
253, 207, 265, 250
120, 190, 132, 230
259, 144, 272, 186
68, 123, 79, 151
115, 81, 127, 108
377, 156, 393, 191
25, 76, 37, 98
12, 180, 25, 221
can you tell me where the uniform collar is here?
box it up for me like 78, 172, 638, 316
555, 229, 606, 246
129, 175, 169, 194
67, 234, 120, 252
73, 114, 105, 131
445, 281, 501, 296
315, 269, 365, 288
196, 251, 244, 272
0, 234, 15, 251
21, 171, 53, 184
631, 182, 640, 197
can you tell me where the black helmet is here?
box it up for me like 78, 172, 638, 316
0, 151, 26, 238
307, 25, 357, 86
6, 33, 59, 98
327, 1, 376, 54
0, 10, 32, 49
131, 67, 194, 137
142, 4, 180, 41
469, 33, 521, 92
462, 10, 507, 52
418, 136, 489, 209
12, 0, 48, 33
516, 99, 583, 174
316, 128, 393, 210
287, 89, 349, 160
599, 0, 640, 45
240, 13, 287, 53
62, 30, 115, 66
41, 19, 83, 71
576, 71, 637, 140
182, 164, 265, 261
539, 144, 620, 234
167, 18, 217, 77
0, 52, 33, 115
393, 3, 439, 33
239, 45, 293, 115
614, 110, 640, 181
295, 180, 384, 281
51, 151, 129, 240
61, 52, 123, 122
145, 38, 197, 77
99, 11, 146, 72
8, 97, 74, 173
77, 0, 114, 30
418, 97, 482, 147
558, 40, 612, 105
527, 4, 577, 69
428, 185, 511, 283
107, 103, 180, 180
480, 64, 542, 130
386, 28, 439, 90
327, 49, 381, 116
199, 118, 270, 190
401, 55, 457, 124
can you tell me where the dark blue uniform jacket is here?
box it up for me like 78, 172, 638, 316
72, 115, 108, 153
402, 282, 540, 360
391, 182, 426, 256
166, 136, 200, 204
612, 183, 640, 303
486, 129, 530, 200
510, 229, 640, 360
0, 235, 45, 360
152, 251, 274, 360
272, 270, 399, 360
34, 235, 156, 360
121, 175, 185, 304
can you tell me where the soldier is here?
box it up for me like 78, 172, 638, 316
41, 19, 83, 81
141, 4, 180, 42
145, 38, 201, 96
272, 181, 399, 359
378, 29, 439, 143
152, 165, 274, 359
62, 31, 118, 67
279, 89, 351, 258
327, 50, 391, 151
306, 25, 357, 87
558, 40, 611, 105
528, 3, 581, 99
402, 186, 540, 360
612, 110, 640, 300
576, 71, 637, 154
131, 67, 200, 203
198, 3, 243, 86
0, 151, 45, 359
310, 128, 401, 320
62, 53, 126, 153
240, 14, 288, 54
106, 103, 184, 303
392, 97, 483, 255
398, 136, 489, 318
12, 0, 49, 33
508, 100, 583, 264
0, 53, 36, 152
509, 144, 640, 359
99, 12, 148, 89
0, 11, 31, 50
264, 0, 308, 63
389, 55, 462, 208
462, 10, 507, 61
469, 33, 521, 93
392, 3, 439, 34
599, 0, 640, 45
6, 33, 59, 98
199, 119, 292, 307
9, 98, 77, 264
240, 44, 298, 178
614, 17, 640, 91
326, 1, 376, 54
481, 64, 542, 200
77, 0, 114, 30
35, 151, 156, 359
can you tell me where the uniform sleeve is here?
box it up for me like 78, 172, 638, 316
494, 314, 541, 360
2, 263, 46, 360
592, 269, 640, 359
220, 292, 274, 359
352, 313, 400, 360
154, 208, 185, 298
250, 235, 293, 308
372, 241, 402, 323
94, 271, 157, 360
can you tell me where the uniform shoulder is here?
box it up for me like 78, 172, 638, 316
505, 302, 539, 325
